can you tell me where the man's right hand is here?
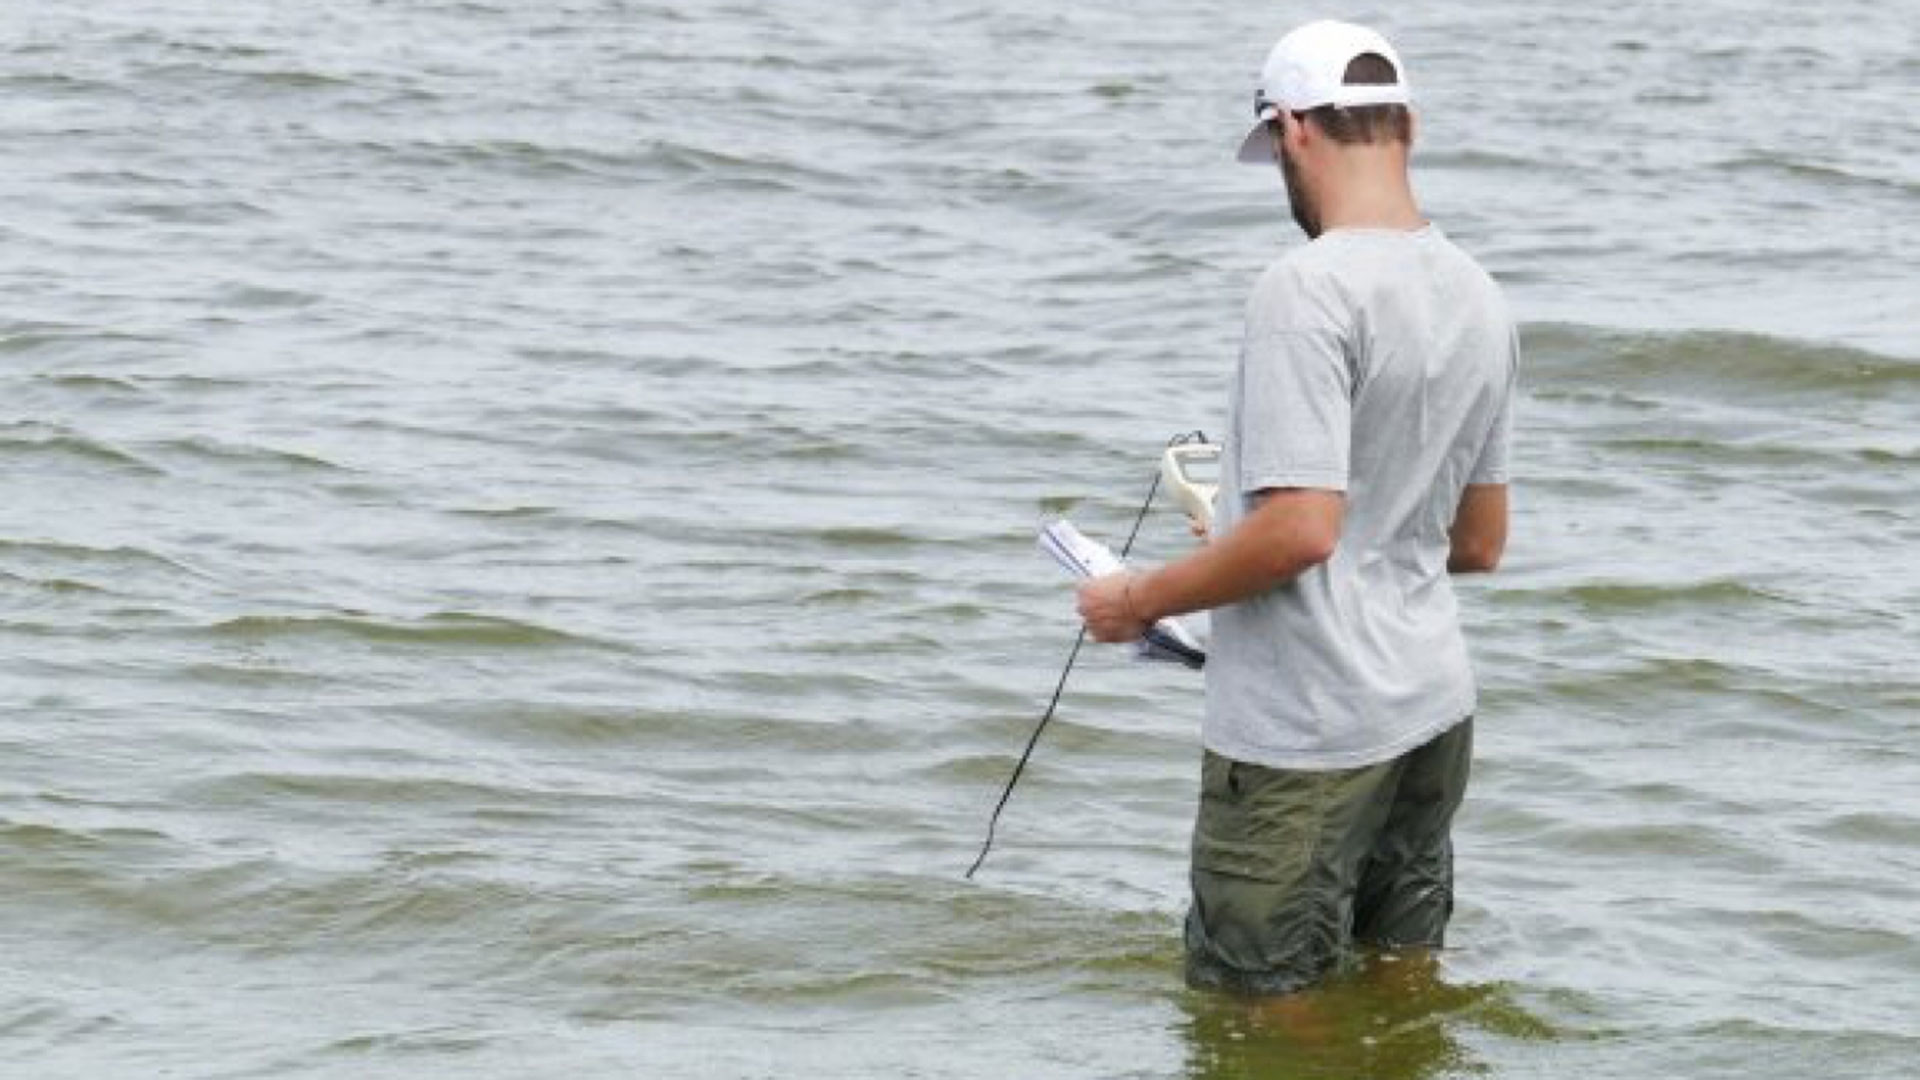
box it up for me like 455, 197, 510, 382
1077, 572, 1152, 643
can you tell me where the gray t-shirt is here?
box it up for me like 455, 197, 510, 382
1204, 224, 1516, 770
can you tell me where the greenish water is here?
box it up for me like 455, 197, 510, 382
2, 1, 1917, 1077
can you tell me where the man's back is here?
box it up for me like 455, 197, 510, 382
1205, 225, 1516, 770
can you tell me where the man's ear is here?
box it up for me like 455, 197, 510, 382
1274, 111, 1302, 156
1286, 110, 1326, 156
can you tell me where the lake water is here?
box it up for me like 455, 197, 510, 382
2, 1, 1917, 1077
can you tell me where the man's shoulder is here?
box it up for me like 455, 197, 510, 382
1255, 238, 1345, 287
1247, 244, 1350, 327
1251, 230, 1412, 300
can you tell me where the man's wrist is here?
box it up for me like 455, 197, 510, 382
1127, 571, 1158, 626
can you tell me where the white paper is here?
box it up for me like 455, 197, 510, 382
1039, 519, 1206, 669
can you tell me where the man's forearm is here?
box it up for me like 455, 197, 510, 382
1446, 483, 1508, 573
1130, 493, 1341, 621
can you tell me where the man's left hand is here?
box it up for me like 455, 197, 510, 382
1077, 572, 1150, 643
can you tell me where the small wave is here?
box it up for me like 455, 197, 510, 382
1856, 447, 1920, 465
242, 69, 356, 90
329, 136, 634, 184
105, 198, 275, 227
0, 820, 173, 852
179, 661, 343, 688
0, 429, 162, 475
26, 373, 147, 395
1797, 811, 1920, 847
1552, 819, 1771, 866
184, 770, 539, 810
0, 569, 109, 595
642, 139, 861, 194
0, 324, 170, 357
215, 284, 317, 308
733, 968, 955, 1009
487, 703, 900, 755
1741, 906, 1918, 964
445, 504, 559, 520
1509, 579, 1784, 613
1596, 436, 1837, 467
320, 1029, 495, 1056
439, 138, 640, 180
1422, 148, 1541, 171
1713, 153, 1920, 198
431, 703, 772, 750
0, 999, 108, 1044
12, 837, 595, 967
798, 586, 885, 606
1524, 323, 1920, 399
142, 436, 348, 474
0, 537, 203, 578
202, 611, 603, 649
804, 525, 925, 549
915, 751, 1040, 785
131, 59, 359, 98
1679, 1019, 1920, 1058
512, 345, 649, 368
903, 600, 991, 621
1531, 656, 1748, 701
1633, 88, 1714, 106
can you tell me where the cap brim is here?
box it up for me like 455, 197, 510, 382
1235, 120, 1274, 165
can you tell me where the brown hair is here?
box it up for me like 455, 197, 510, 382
1295, 53, 1412, 145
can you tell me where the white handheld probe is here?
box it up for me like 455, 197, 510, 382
1160, 439, 1222, 533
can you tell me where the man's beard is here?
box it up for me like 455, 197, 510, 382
1278, 143, 1321, 239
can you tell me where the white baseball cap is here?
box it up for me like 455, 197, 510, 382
1235, 20, 1412, 164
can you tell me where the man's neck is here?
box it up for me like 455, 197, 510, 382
1313, 151, 1424, 233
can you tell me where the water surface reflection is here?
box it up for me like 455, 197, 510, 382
1178, 952, 1556, 1079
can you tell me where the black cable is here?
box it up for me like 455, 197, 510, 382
964, 451, 1178, 880
962, 626, 1088, 880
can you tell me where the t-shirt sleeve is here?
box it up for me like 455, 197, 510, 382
1467, 329, 1520, 485
1236, 325, 1353, 493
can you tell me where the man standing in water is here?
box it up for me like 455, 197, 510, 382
1078, 20, 1516, 995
